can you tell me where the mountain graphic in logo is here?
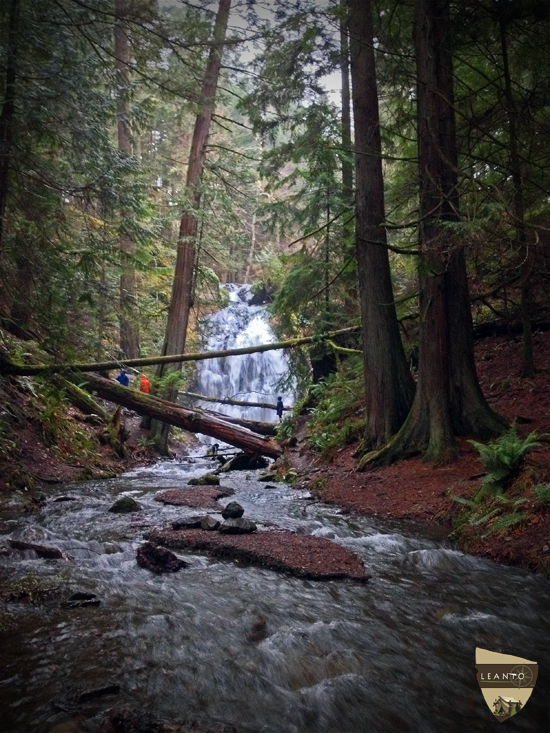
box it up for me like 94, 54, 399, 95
476, 647, 538, 722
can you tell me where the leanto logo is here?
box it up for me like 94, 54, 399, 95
476, 647, 538, 722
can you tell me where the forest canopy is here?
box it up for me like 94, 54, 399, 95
0, 0, 549, 462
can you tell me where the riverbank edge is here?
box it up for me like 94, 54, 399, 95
286, 443, 550, 578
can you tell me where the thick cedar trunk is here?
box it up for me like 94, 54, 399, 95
498, 14, 534, 377
80, 374, 281, 458
115, 0, 140, 359
0, 0, 19, 252
152, 0, 231, 452
363, 0, 505, 467
0, 325, 360, 377
349, 0, 414, 450
340, 8, 353, 210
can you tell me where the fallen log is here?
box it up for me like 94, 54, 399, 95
0, 326, 361, 376
201, 409, 277, 436
79, 374, 282, 458
183, 391, 290, 411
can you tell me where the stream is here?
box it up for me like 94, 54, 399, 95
0, 459, 549, 732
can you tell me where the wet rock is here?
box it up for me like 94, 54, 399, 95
200, 516, 220, 531
221, 501, 244, 519
61, 591, 101, 609
155, 487, 234, 509
99, 707, 164, 733
219, 518, 257, 534
248, 615, 268, 643
109, 497, 142, 514
136, 542, 187, 574
103, 542, 123, 554
219, 454, 269, 472
258, 472, 278, 482
9, 539, 64, 559
49, 721, 86, 733
171, 515, 204, 530
53, 495, 79, 502
264, 485, 278, 490
187, 473, 220, 486
77, 683, 120, 703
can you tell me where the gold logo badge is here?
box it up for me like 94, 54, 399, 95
476, 647, 538, 722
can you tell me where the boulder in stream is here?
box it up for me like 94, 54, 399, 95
155, 487, 234, 509
61, 592, 100, 609
109, 497, 142, 514
9, 539, 65, 559
171, 515, 204, 530
221, 501, 244, 519
200, 515, 220, 531
136, 542, 187, 574
219, 518, 257, 534
187, 473, 220, 486
258, 472, 278, 482
219, 454, 269, 472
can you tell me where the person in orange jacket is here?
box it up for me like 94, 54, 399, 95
139, 374, 150, 394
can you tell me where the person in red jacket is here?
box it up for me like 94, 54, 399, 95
139, 374, 150, 394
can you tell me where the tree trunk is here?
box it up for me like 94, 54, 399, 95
80, 373, 281, 458
202, 410, 277, 436
362, 0, 505, 467
498, 12, 534, 377
0, 0, 19, 253
151, 0, 231, 453
340, 6, 353, 210
349, 0, 415, 451
115, 0, 140, 359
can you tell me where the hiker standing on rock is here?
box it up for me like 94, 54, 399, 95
276, 396, 284, 421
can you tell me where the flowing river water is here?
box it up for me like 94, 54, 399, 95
0, 461, 549, 732
1, 288, 549, 732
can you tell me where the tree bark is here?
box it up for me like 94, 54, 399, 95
152, 0, 231, 452
498, 11, 534, 377
349, 0, 415, 451
362, 0, 505, 467
202, 410, 277, 436
0, 0, 20, 253
80, 373, 281, 457
115, 0, 140, 359
0, 326, 360, 376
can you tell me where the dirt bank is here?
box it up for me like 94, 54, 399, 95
292, 331, 550, 576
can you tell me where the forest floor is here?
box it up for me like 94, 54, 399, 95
292, 330, 550, 576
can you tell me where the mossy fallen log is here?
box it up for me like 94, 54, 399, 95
79, 373, 282, 458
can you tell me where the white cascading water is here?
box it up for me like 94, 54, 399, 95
192, 284, 293, 438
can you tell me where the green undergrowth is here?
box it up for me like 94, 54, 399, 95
302, 356, 365, 461
450, 428, 548, 539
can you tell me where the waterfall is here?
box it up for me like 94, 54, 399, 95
192, 284, 293, 439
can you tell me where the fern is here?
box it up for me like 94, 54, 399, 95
469, 427, 540, 493
481, 512, 526, 538
533, 483, 550, 506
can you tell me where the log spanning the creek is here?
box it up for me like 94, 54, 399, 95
183, 391, 291, 412
79, 374, 282, 458
0, 326, 360, 376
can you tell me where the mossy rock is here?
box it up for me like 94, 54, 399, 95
258, 472, 279, 482
187, 473, 220, 486
109, 496, 142, 513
